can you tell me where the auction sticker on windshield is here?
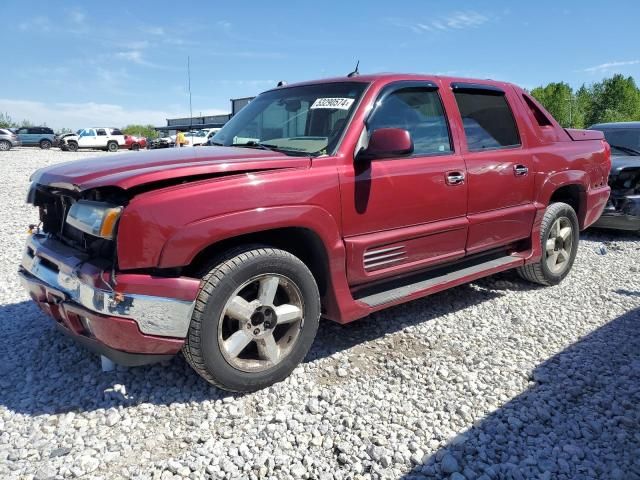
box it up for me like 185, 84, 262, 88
310, 98, 355, 110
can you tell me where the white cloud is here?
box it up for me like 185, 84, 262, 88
583, 60, 640, 73
69, 10, 85, 24
142, 26, 165, 35
0, 98, 227, 130
18, 16, 51, 32
390, 11, 489, 34
114, 50, 168, 69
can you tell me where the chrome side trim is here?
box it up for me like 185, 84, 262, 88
21, 235, 194, 338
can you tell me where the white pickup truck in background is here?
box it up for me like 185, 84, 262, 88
59, 128, 126, 152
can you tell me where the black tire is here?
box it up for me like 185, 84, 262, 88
518, 202, 579, 286
0, 140, 11, 151
131, 143, 140, 151
107, 141, 119, 152
66, 141, 78, 152
183, 246, 321, 392
39, 139, 52, 149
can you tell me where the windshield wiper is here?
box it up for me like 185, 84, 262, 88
209, 140, 224, 146
609, 144, 640, 156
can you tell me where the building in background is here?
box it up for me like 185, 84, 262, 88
156, 96, 255, 135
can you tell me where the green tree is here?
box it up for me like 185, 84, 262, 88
587, 74, 640, 125
122, 124, 159, 139
572, 85, 593, 129
0, 112, 16, 128
530, 82, 574, 127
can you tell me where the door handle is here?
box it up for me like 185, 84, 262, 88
446, 172, 465, 185
514, 164, 529, 176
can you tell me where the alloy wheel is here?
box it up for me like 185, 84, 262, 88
218, 274, 304, 372
545, 217, 573, 274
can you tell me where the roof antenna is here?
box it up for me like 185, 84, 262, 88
347, 60, 360, 78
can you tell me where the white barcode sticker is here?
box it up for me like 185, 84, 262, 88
310, 98, 355, 110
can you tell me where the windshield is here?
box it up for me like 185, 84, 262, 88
600, 128, 640, 155
211, 82, 367, 156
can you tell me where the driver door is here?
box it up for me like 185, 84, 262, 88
339, 82, 468, 285
78, 129, 96, 147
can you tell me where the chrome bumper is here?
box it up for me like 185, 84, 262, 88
20, 234, 194, 338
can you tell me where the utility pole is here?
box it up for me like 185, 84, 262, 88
188, 56, 193, 145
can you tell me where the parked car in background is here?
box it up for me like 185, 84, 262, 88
588, 122, 640, 232
16, 126, 56, 149
186, 128, 220, 146
124, 135, 147, 150
59, 128, 126, 152
20, 73, 611, 392
149, 135, 175, 149
0, 128, 21, 151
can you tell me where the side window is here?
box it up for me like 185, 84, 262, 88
368, 87, 452, 156
111, 129, 123, 136
17, 128, 27, 134
27, 128, 37, 134
97, 129, 107, 136
522, 94, 552, 127
454, 90, 521, 151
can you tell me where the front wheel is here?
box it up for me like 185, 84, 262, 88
518, 202, 579, 285
66, 141, 78, 152
183, 247, 320, 392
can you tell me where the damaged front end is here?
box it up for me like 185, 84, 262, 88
593, 158, 640, 232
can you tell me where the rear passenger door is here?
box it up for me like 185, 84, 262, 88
96, 129, 109, 148
451, 83, 535, 254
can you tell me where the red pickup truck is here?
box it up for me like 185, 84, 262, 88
20, 74, 611, 392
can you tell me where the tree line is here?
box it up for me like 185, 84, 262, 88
530, 74, 640, 128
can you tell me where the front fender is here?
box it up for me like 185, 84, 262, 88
158, 205, 343, 268
156, 205, 364, 322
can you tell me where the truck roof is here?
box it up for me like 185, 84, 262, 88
265, 72, 518, 92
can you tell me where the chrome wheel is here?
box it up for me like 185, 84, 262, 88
218, 274, 304, 373
0, 141, 10, 151
545, 217, 573, 274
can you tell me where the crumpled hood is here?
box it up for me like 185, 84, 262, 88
31, 146, 310, 191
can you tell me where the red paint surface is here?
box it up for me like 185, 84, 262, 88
33, 73, 611, 329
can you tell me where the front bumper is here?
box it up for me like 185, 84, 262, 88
592, 195, 640, 231
19, 234, 200, 364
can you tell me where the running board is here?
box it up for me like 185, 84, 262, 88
355, 255, 523, 308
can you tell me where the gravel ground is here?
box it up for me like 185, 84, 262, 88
1, 147, 639, 480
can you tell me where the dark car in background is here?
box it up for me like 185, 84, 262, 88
16, 126, 56, 149
0, 128, 21, 151
589, 122, 640, 232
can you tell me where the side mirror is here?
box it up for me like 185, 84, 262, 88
357, 128, 413, 161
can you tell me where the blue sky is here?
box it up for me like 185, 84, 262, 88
1, 0, 639, 130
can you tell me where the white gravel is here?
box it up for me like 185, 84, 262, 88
1, 147, 639, 480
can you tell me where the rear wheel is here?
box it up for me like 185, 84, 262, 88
518, 202, 579, 285
39, 139, 52, 149
107, 141, 118, 152
66, 141, 78, 152
183, 246, 320, 392
131, 143, 140, 151
0, 140, 11, 151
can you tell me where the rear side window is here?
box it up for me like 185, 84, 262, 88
368, 87, 452, 155
454, 90, 521, 151
43, 127, 54, 134
111, 129, 123, 135
522, 94, 552, 127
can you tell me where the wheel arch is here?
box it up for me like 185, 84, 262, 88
184, 226, 331, 298
538, 171, 589, 229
